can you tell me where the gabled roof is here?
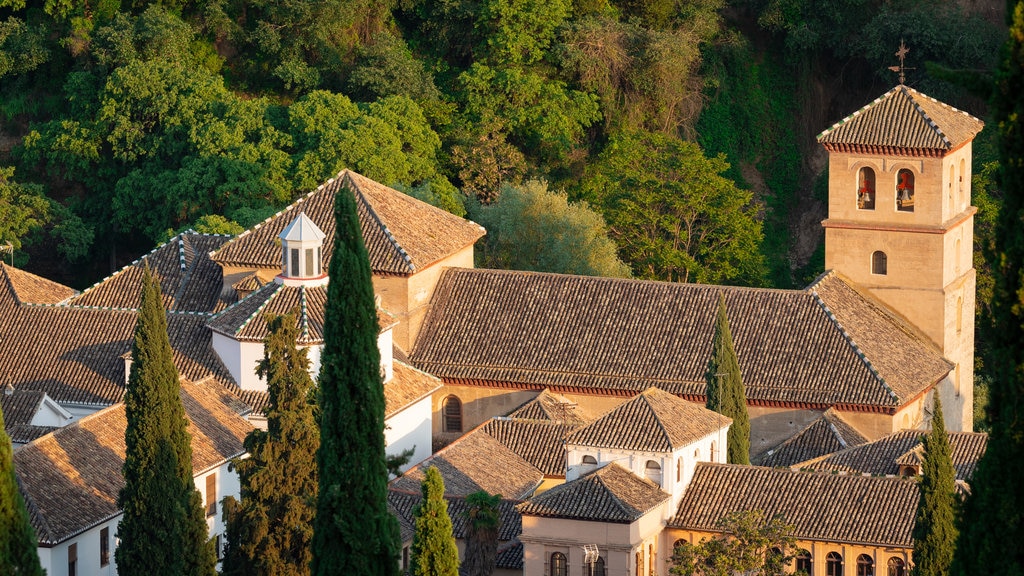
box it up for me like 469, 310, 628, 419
517, 463, 669, 524
207, 283, 328, 345
669, 464, 919, 547
481, 418, 576, 476
0, 264, 77, 305
758, 409, 869, 468
507, 389, 593, 425
14, 379, 251, 545
210, 170, 485, 276
1, 388, 46, 428
413, 269, 950, 410
565, 387, 728, 453
802, 429, 988, 482
818, 85, 984, 155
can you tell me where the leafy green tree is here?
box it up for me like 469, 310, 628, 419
0, 406, 44, 576
410, 467, 460, 576
116, 266, 216, 576
223, 313, 320, 576
0, 166, 50, 253
669, 510, 795, 576
470, 180, 631, 277
312, 182, 399, 576
912, 394, 958, 576
953, 2, 1024, 574
705, 294, 750, 465
347, 31, 441, 103
577, 129, 766, 286
461, 490, 502, 576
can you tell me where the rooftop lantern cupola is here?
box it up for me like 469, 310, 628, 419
277, 211, 329, 287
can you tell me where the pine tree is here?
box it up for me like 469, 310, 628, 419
461, 490, 502, 576
410, 467, 460, 576
116, 266, 216, 576
0, 407, 44, 576
953, 3, 1024, 574
913, 394, 958, 576
312, 182, 400, 576
223, 313, 320, 576
705, 294, 750, 464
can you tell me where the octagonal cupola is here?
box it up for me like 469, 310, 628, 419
277, 212, 328, 287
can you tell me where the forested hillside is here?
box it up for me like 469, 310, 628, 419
0, 0, 1006, 292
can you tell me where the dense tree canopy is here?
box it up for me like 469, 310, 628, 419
669, 510, 795, 576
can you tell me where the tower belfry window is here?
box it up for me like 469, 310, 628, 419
858, 167, 876, 210
290, 248, 300, 277
897, 169, 915, 212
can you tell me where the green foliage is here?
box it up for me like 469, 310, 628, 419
477, 0, 571, 65
577, 129, 766, 285
669, 510, 795, 576
410, 467, 460, 576
461, 491, 502, 576
0, 16, 50, 79
705, 294, 750, 465
191, 214, 244, 236
117, 267, 216, 576
448, 117, 527, 203
971, 161, 1000, 377
0, 405, 44, 576
347, 31, 442, 102
912, 395, 958, 576
394, 180, 467, 218
0, 166, 50, 252
470, 179, 631, 277
223, 313, 320, 576
312, 182, 399, 576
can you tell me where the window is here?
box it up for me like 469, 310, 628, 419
676, 458, 682, 482
959, 158, 966, 208
591, 557, 605, 576
795, 550, 812, 575
443, 395, 462, 433
957, 296, 963, 333
581, 455, 598, 474
636, 551, 643, 576
403, 547, 410, 573
290, 248, 300, 276
100, 526, 110, 566
857, 554, 874, 576
68, 543, 77, 576
887, 557, 906, 576
315, 247, 322, 275
206, 473, 217, 517
305, 248, 315, 277
858, 167, 876, 210
282, 246, 288, 275
644, 460, 662, 485
710, 441, 718, 462
552, 552, 568, 576
897, 169, 915, 212
949, 165, 955, 209
215, 535, 223, 560
827, 552, 843, 576
872, 251, 887, 275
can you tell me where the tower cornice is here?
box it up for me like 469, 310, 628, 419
822, 206, 976, 235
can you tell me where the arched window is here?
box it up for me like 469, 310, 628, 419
827, 552, 844, 576
591, 557, 605, 576
694, 448, 700, 460
635, 551, 643, 576
581, 455, 598, 474
795, 550, 812, 575
897, 169, 915, 212
957, 296, 963, 333
858, 167, 876, 210
872, 251, 888, 275
959, 158, 967, 208
551, 552, 568, 576
949, 165, 955, 210
644, 460, 662, 485
857, 554, 874, 576
887, 557, 906, 576
676, 458, 682, 482
442, 395, 462, 433
710, 441, 718, 462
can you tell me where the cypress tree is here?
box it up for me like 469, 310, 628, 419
913, 395, 958, 576
410, 467, 460, 576
116, 266, 216, 576
0, 407, 44, 576
953, 3, 1024, 574
223, 313, 320, 576
705, 293, 750, 464
312, 183, 400, 576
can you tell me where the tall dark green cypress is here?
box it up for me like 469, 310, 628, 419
953, 3, 1024, 574
0, 407, 44, 576
705, 293, 750, 464
116, 266, 216, 576
913, 395, 958, 576
410, 467, 460, 576
223, 313, 320, 576
312, 183, 400, 576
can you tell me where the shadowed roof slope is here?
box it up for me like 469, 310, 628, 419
0, 264, 77, 305
412, 269, 950, 409
758, 408, 869, 468
207, 283, 328, 344
481, 418, 576, 476
818, 85, 984, 154
669, 464, 919, 547
210, 170, 485, 275
517, 463, 669, 523
566, 387, 727, 452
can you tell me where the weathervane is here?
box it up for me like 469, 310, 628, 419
888, 39, 915, 85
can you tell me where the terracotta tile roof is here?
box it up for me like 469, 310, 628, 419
0, 264, 77, 305
14, 379, 252, 545
388, 490, 523, 543
566, 387, 728, 453
207, 283, 328, 345
669, 464, 919, 547
517, 463, 669, 523
758, 409, 869, 468
803, 429, 988, 482
389, 430, 543, 500
385, 361, 443, 418
818, 85, 984, 153
413, 269, 950, 409
7, 424, 59, 444
68, 233, 230, 313
506, 389, 593, 425
209, 170, 485, 275
1, 388, 46, 428
481, 418, 575, 476
231, 272, 265, 293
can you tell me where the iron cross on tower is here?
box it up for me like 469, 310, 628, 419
888, 40, 915, 84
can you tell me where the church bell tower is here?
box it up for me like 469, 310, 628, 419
817, 85, 984, 431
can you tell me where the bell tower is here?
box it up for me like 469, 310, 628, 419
818, 85, 984, 431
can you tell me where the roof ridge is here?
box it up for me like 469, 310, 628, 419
901, 85, 952, 149
593, 468, 637, 518
343, 172, 415, 272
72, 233, 184, 303
641, 390, 676, 451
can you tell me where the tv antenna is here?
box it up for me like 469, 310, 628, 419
582, 544, 600, 575
887, 40, 915, 85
